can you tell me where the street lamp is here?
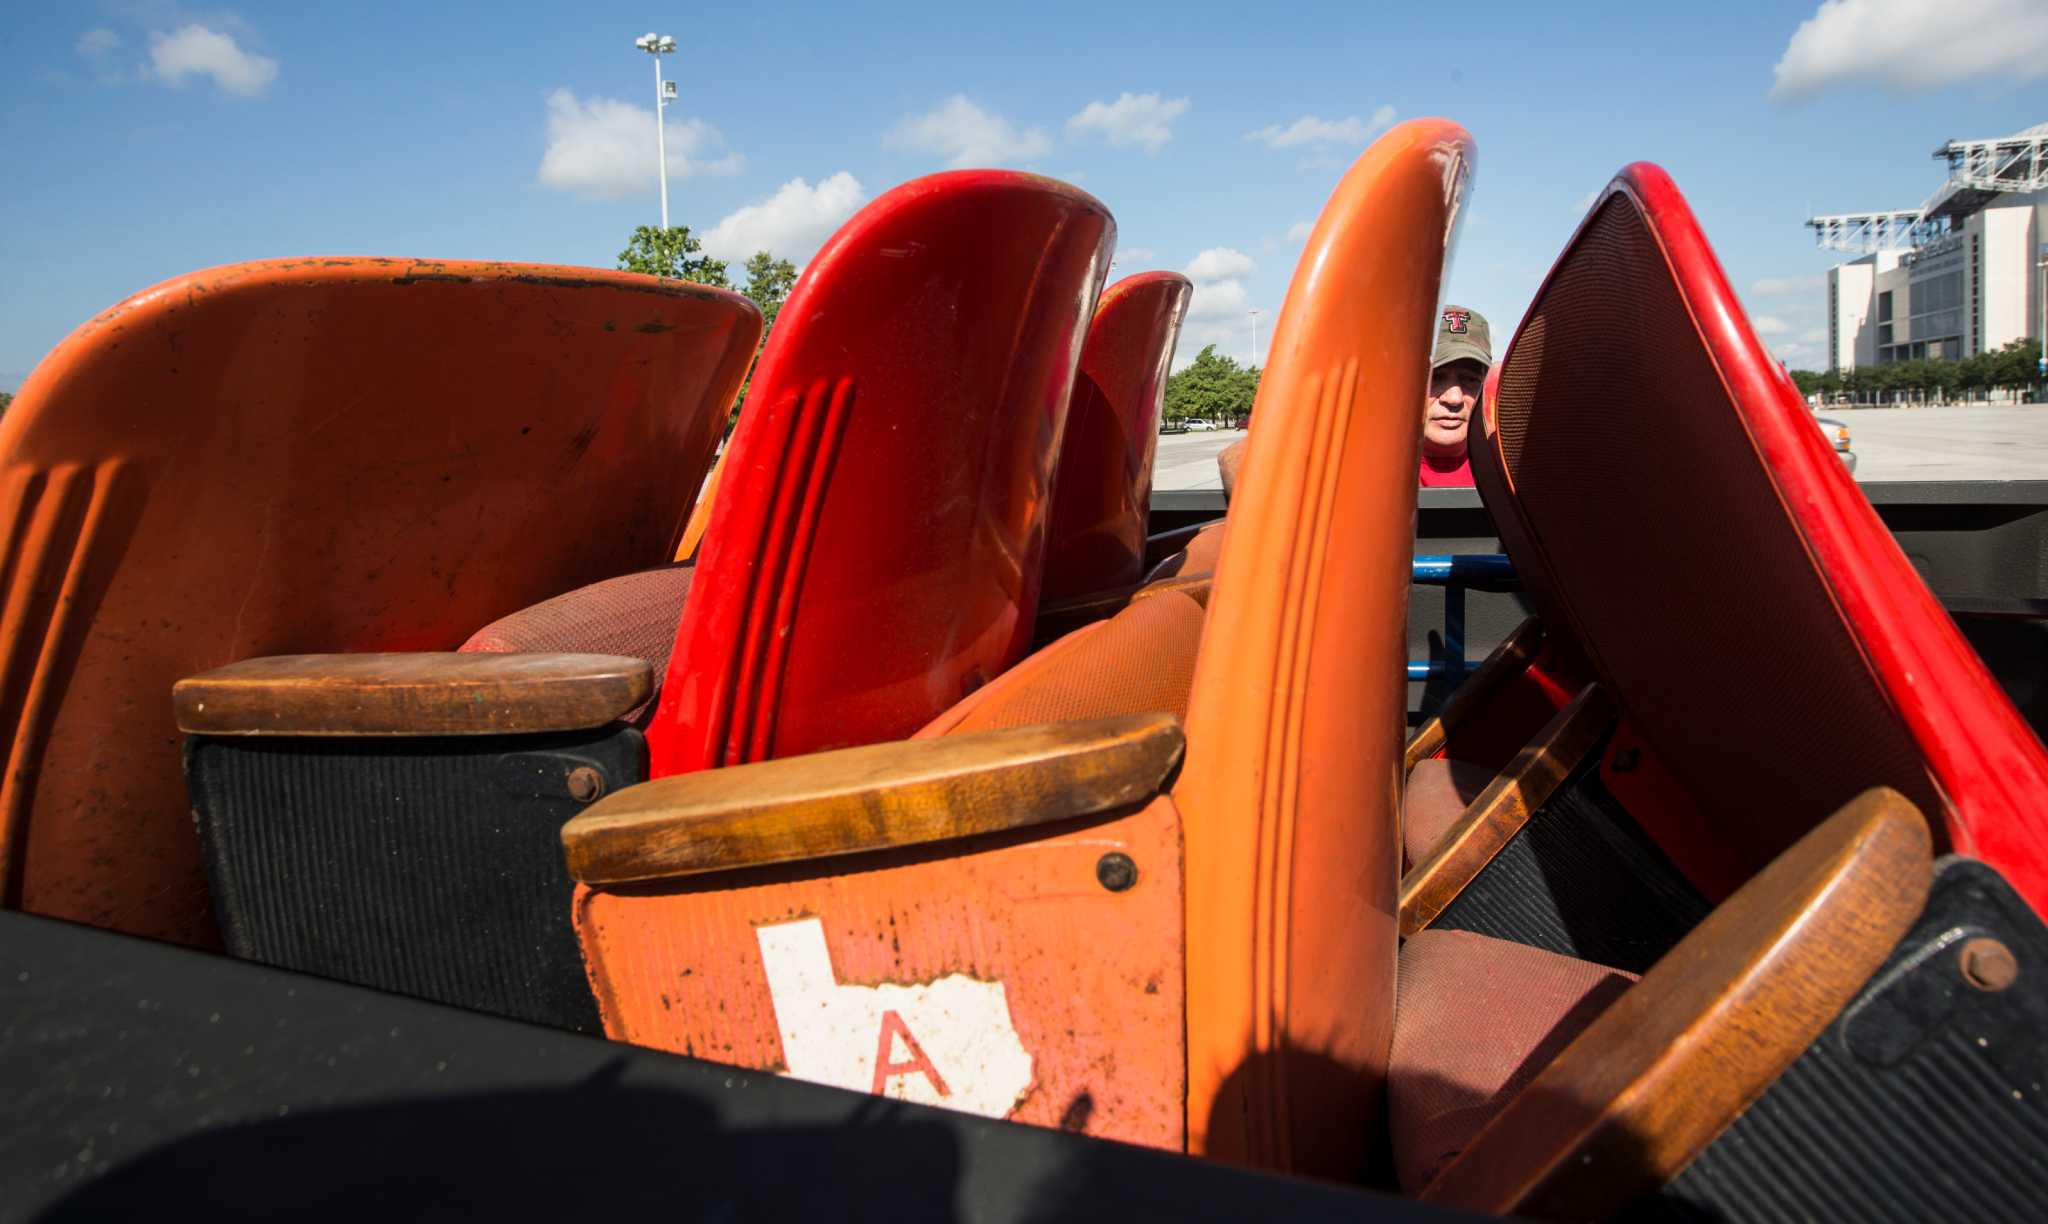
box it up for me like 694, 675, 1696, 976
1248, 308, 1264, 367
633, 32, 679, 230
2036, 243, 2046, 390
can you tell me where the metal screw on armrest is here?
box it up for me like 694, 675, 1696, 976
1096, 853, 1138, 893
567, 766, 606, 803
1959, 937, 2017, 992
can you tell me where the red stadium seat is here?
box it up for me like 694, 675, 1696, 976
1039, 271, 1192, 603
1440, 163, 2048, 916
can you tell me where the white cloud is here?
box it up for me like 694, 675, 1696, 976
1114, 246, 1159, 266
1245, 106, 1396, 148
1799, 327, 1830, 343
537, 89, 743, 200
147, 24, 277, 97
1751, 273, 1826, 297
1065, 92, 1190, 153
1285, 219, 1313, 242
1184, 247, 1255, 284
1771, 0, 2048, 99
700, 173, 868, 264
76, 28, 119, 58
1175, 246, 1263, 367
884, 95, 1051, 167
1573, 189, 1601, 214
1752, 315, 1793, 337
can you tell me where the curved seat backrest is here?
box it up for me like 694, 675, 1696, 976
1040, 271, 1192, 601
648, 171, 1115, 777
1490, 163, 2048, 915
1175, 118, 1473, 1176
0, 259, 761, 945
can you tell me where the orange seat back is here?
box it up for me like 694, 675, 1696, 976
645, 171, 1115, 776
1176, 118, 1472, 1176
0, 259, 759, 945
1040, 271, 1192, 601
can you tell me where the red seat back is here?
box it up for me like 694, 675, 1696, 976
0, 260, 760, 945
1040, 271, 1192, 601
1488, 163, 2048, 914
648, 171, 1115, 777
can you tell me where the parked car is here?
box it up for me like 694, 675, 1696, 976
1816, 415, 1857, 474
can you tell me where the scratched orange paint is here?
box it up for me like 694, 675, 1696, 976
577, 796, 1187, 1147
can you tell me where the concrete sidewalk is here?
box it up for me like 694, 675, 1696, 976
1148, 407, 2048, 490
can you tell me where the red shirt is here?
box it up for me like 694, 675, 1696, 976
1419, 451, 1473, 487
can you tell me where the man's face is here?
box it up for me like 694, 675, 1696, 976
1423, 360, 1485, 458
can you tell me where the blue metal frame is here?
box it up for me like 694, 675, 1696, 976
1409, 554, 1516, 683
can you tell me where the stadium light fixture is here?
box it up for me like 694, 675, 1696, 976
634, 32, 679, 229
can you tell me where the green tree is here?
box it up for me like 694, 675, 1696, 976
0, 390, 11, 420
616, 224, 729, 287
1163, 345, 1260, 423
742, 251, 798, 329
725, 251, 801, 429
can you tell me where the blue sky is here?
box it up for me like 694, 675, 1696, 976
4, 0, 2045, 391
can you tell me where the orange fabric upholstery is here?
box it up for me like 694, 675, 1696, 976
0, 258, 758, 946
1404, 758, 1495, 865
1388, 929, 1636, 1191
1143, 520, 1225, 583
461, 563, 695, 724
915, 590, 1204, 738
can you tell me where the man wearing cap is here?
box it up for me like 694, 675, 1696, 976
1419, 304, 1492, 487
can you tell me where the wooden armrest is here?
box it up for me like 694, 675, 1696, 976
1403, 615, 1543, 775
563, 712, 1183, 885
1400, 681, 1611, 937
174, 652, 653, 737
1420, 787, 1933, 1218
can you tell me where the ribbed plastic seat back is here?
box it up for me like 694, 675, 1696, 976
1489, 164, 2048, 914
1040, 271, 1192, 601
1174, 119, 1473, 1175
0, 260, 760, 946
647, 171, 1115, 777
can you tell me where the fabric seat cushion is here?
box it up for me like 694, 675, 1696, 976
1142, 521, 1225, 584
1403, 758, 1497, 865
1388, 928, 1637, 1192
460, 562, 695, 724
916, 589, 1205, 738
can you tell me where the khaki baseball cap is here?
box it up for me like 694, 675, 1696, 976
1432, 305, 1492, 370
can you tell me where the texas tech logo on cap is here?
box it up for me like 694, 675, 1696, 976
1441, 309, 1470, 334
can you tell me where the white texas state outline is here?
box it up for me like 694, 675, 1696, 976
755, 917, 1035, 1118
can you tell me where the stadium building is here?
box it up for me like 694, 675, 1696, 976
1811, 122, 2045, 371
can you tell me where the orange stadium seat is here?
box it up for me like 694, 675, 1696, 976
177, 172, 1115, 1029
563, 118, 1471, 1176
0, 258, 760, 947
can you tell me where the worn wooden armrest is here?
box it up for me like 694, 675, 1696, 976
1142, 517, 1225, 569
1400, 681, 1611, 937
1420, 787, 1933, 1219
174, 652, 653, 737
1403, 615, 1543, 775
1033, 577, 1212, 645
563, 711, 1183, 885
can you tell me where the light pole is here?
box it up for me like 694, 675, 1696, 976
1248, 308, 1263, 367
634, 32, 678, 230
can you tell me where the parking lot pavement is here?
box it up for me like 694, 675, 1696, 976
1153, 428, 1248, 491
1822, 405, 2048, 482
1148, 408, 2048, 490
